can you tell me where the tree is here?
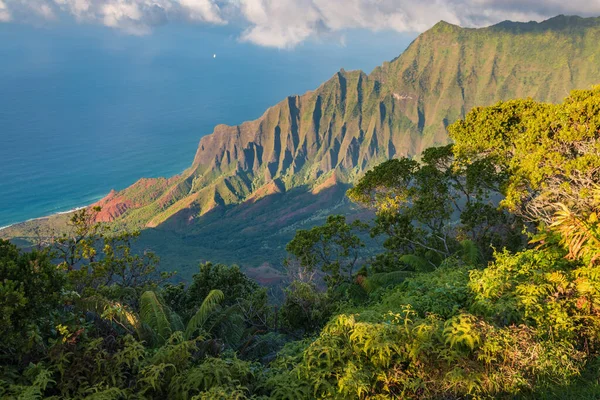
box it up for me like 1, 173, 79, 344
449, 87, 600, 225
51, 207, 169, 300
0, 240, 65, 358
285, 215, 368, 289
279, 281, 332, 335
347, 145, 517, 265
163, 262, 271, 338
169, 263, 260, 317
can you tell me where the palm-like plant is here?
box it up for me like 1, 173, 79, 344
139, 290, 180, 344
139, 289, 225, 346
77, 294, 141, 335
184, 289, 224, 340
458, 239, 482, 266
551, 202, 600, 265
359, 270, 413, 293
548, 188, 600, 266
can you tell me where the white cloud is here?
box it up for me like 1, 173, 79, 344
238, 0, 465, 48
179, 0, 223, 23
0, 0, 10, 22
5, 0, 224, 34
1, 0, 600, 47
238, 0, 600, 48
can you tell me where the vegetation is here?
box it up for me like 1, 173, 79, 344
5, 16, 600, 274
2, 87, 600, 399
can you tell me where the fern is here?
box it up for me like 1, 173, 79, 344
140, 291, 173, 345
459, 240, 482, 266
213, 310, 245, 347
266, 371, 312, 400
360, 270, 413, 293
78, 295, 140, 335
443, 314, 481, 351
185, 290, 225, 340
169, 311, 185, 333
13, 365, 55, 400
551, 202, 600, 265
399, 254, 433, 272
82, 387, 128, 400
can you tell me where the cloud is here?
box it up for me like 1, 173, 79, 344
238, 0, 600, 48
4, 0, 225, 35
0, 0, 10, 22
1, 0, 600, 46
238, 0, 463, 48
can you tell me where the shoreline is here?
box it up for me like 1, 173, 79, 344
0, 203, 99, 233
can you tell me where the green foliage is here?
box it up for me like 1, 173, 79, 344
283, 247, 598, 399
185, 289, 225, 340
140, 291, 175, 345
286, 215, 368, 289
162, 262, 274, 355
52, 208, 171, 302
348, 144, 519, 267
167, 262, 260, 319
381, 262, 472, 318
358, 270, 412, 294
0, 240, 64, 358
279, 281, 332, 335
470, 248, 600, 343
549, 196, 600, 266
449, 87, 600, 224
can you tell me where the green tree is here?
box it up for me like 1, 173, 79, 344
279, 280, 332, 335
166, 262, 261, 319
449, 87, 600, 225
0, 240, 65, 359
286, 215, 368, 289
348, 145, 517, 265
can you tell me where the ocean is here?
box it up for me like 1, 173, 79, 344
0, 22, 412, 228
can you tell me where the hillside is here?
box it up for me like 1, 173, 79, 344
4, 15, 600, 275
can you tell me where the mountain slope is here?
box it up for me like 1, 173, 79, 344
4, 15, 600, 274
111, 15, 600, 230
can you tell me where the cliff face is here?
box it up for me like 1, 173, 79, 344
5, 16, 600, 267
189, 15, 600, 191
105, 15, 600, 232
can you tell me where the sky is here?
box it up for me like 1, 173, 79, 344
1, 0, 600, 49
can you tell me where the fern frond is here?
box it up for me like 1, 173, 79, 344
360, 271, 413, 293
215, 309, 245, 346
399, 254, 432, 272
78, 295, 140, 334
140, 291, 173, 345
169, 311, 185, 332
459, 240, 482, 265
185, 289, 225, 340
551, 203, 600, 264
205, 304, 241, 335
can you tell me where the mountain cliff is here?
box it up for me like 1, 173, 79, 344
106, 15, 600, 230
4, 15, 600, 275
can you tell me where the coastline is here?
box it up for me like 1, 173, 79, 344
0, 203, 98, 233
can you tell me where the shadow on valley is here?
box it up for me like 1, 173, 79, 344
132, 182, 374, 284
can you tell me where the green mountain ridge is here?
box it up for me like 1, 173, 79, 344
109, 15, 600, 224
4, 15, 600, 275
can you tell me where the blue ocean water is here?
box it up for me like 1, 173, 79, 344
0, 22, 413, 228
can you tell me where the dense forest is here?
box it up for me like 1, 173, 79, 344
1, 87, 599, 399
